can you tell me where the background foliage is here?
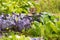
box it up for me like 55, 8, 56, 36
0, 0, 60, 14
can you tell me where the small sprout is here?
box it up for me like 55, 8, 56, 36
8, 36, 12, 38
15, 35, 20, 38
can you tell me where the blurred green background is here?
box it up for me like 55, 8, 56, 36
0, 0, 60, 14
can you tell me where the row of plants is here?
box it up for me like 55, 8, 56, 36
0, 12, 60, 40
0, 12, 55, 32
